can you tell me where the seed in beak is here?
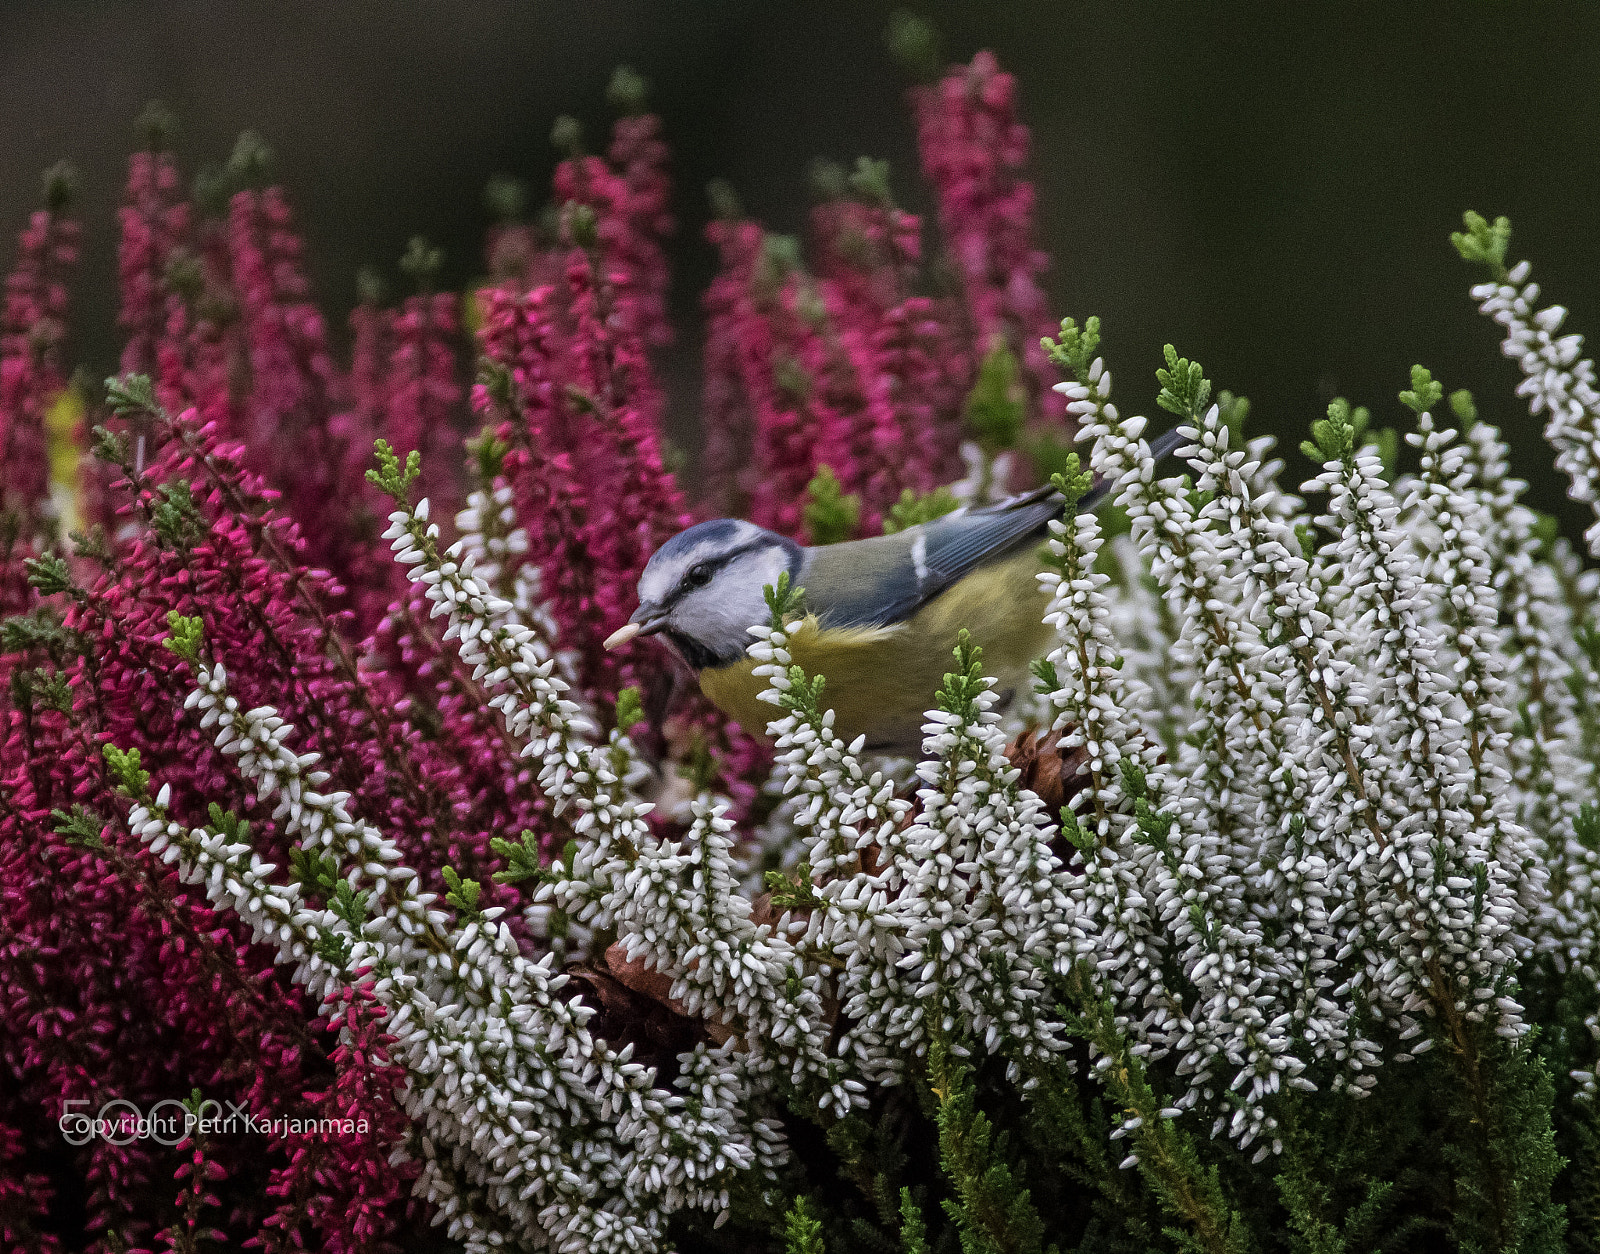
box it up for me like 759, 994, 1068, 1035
603, 622, 643, 651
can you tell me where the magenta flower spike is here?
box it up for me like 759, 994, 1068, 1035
385, 289, 462, 518
910, 50, 1065, 425
700, 215, 763, 518
0, 184, 78, 528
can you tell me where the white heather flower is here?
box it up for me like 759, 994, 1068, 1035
1471, 259, 1600, 554
1307, 422, 1524, 1046
1058, 367, 1302, 1145
1181, 402, 1359, 1073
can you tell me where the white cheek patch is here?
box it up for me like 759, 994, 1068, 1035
671, 542, 795, 658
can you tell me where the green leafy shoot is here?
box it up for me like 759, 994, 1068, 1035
765, 861, 823, 913
289, 845, 342, 900
1302, 398, 1378, 468
1050, 451, 1094, 509
1217, 390, 1251, 445
764, 570, 806, 629
848, 156, 894, 207
804, 464, 861, 545
1449, 388, 1479, 429
607, 64, 650, 116
23, 667, 74, 714
885, 9, 942, 81
1041, 315, 1102, 382
758, 234, 803, 295
614, 686, 646, 735
367, 438, 421, 504
89, 423, 130, 466
1120, 759, 1179, 862
398, 235, 443, 289
706, 177, 742, 222
928, 1034, 1051, 1254
1030, 655, 1059, 698
1451, 210, 1512, 282
102, 744, 151, 799
491, 832, 568, 886
564, 201, 599, 249
442, 866, 484, 924
163, 611, 204, 664
52, 805, 107, 851
151, 481, 204, 550
70, 525, 114, 564
809, 156, 847, 201
781, 1195, 826, 1254
1058, 805, 1096, 859
936, 630, 987, 722
676, 727, 718, 794
104, 372, 160, 421
550, 114, 584, 157
898, 1187, 929, 1254
882, 485, 960, 534
1398, 364, 1444, 417
24, 552, 72, 596
329, 878, 371, 932
0, 607, 80, 657
227, 129, 273, 184
965, 344, 1026, 454
1575, 803, 1600, 855
477, 358, 516, 410
207, 802, 251, 845
1294, 523, 1319, 564
315, 928, 354, 970
467, 425, 510, 486
1156, 344, 1212, 422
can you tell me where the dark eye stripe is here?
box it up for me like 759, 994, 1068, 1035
661, 546, 742, 608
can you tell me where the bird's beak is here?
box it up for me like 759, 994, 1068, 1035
603, 603, 668, 651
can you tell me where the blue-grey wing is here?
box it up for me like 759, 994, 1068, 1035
798, 428, 1185, 630
800, 487, 1060, 629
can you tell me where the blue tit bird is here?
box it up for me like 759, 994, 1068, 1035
604, 430, 1183, 753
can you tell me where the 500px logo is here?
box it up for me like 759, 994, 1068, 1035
58, 1097, 235, 1147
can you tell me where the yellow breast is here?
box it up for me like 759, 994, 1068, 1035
697, 546, 1053, 751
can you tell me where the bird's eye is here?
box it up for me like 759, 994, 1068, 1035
684, 562, 713, 589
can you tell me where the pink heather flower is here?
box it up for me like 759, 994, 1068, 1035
551, 104, 675, 351
327, 293, 408, 638
227, 187, 343, 523
477, 283, 617, 694
562, 246, 691, 578
809, 190, 922, 325
118, 149, 191, 382
0, 697, 354, 1250
910, 50, 1065, 424
257, 986, 413, 1254
220, 185, 431, 637
603, 111, 675, 348
807, 190, 967, 523
1, 196, 79, 523
385, 290, 462, 516
721, 231, 842, 540
700, 217, 763, 517
68, 410, 536, 912
0, 1116, 60, 1253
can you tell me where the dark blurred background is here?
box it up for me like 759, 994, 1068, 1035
3, 0, 1597, 527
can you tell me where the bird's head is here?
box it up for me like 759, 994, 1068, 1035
603, 519, 803, 669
